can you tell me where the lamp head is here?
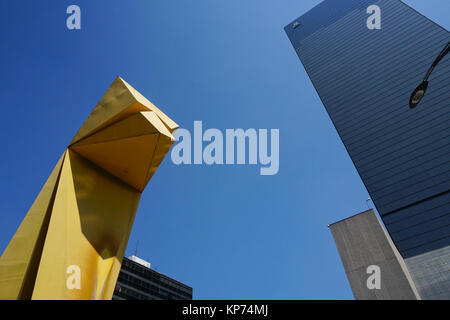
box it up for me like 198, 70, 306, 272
409, 80, 428, 109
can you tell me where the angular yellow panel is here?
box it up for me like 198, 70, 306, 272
0, 152, 66, 300
145, 132, 176, 184
71, 134, 159, 192
141, 111, 176, 141
72, 111, 174, 147
121, 78, 179, 132
70, 77, 178, 145
71, 111, 175, 191
32, 151, 141, 300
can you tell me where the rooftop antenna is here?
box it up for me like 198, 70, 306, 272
366, 198, 372, 210
134, 240, 139, 257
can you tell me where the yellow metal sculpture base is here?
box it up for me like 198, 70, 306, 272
0, 77, 178, 300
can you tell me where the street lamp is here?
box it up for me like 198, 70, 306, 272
409, 41, 449, 108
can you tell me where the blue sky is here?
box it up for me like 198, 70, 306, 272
0, 0, 448, 300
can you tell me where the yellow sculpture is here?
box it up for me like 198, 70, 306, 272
0, 77, 178, 300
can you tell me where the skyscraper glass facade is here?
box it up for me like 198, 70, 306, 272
285, 0, 450, 299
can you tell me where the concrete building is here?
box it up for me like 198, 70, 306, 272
330, 210, 420, 300
285, 0, 450, 299
113, 256, 193, 300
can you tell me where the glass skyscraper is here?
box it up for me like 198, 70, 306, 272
285, 0, 450, 299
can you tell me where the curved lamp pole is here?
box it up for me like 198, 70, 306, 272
409, 41, 449, 108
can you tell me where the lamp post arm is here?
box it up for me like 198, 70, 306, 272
424, 41, 450, 81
